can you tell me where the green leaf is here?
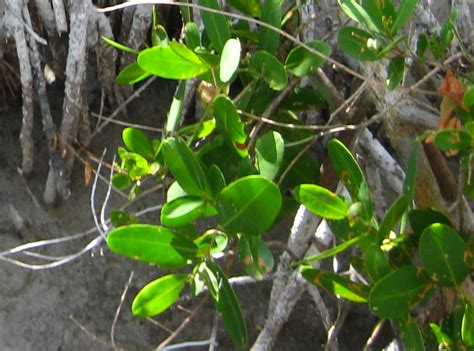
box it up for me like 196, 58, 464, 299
338, 0, 381, 33
249, 51, 288, 91
387, 56, 405, 90
213, 95, 248, 157
337, 26, 380, 61
185, 22, 201, 50
464, 87, 474, 107
162, 137, 211, 197
151, 24, 169, 47
363, 244, 391, 282
429, 323, 453, 348
220, 38, 241, 83
122, 128, 153, 159
116, 63, 151, 85
369, 265, 432, 319
377, 195, 408, 243
110, 210, 137, 227
106, 224, 198, 267
294, 184, 348, 220
132, 274, 187, 318
462, 301, 474, 346
285, 40, 332, 77
112, 173, 131, 190
227, 0, 261, 17
166, 80, 186, 134
101, 36, 138, 54
419, 223, 469, 287
255, 131, 284, 180
217, 175, 282, 235
138, 45, 208, 80
361, 0, 386, 33
208, 164, 226, 198
167, 181, 188, 202
195, 262, 220, 300
408, 208, 452, 237
327, 138, 373, 220
238, 236, 274, 280
198, 0, 231, 53
161, 196, 211, 227
207, 261, 248, 347
397, 317, 426, 351
170, 40, 204, 65
194, 229, 228, 255
434, 129, 472, 153
391, 0, 418, 35
301, 266, 370, 303
259, 0, 283, 55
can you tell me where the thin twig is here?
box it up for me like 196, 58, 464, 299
91, 112, 163, 133
111, 271, 134, 349
91, 149, 107, 238
100, 156, 116, 232
69, 315, 110, 347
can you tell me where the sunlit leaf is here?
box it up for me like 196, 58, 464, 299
198, 0, 231, 53
161, 196, 211, 227
116, 63, 151, 85
106, 224, 198, 267
294, 184, 348, 220
112, 173, 131, 190
217, 175, 281, 235
123, 128, 154, 159
255, 131, 284, 180
185, 22, 201, 50
132, 274, 187, 317
301, 266, 370, 303
338, 0, 381, 33
220, 38, 241, 83
462, 301, 474, 346
101, 36, 138, 54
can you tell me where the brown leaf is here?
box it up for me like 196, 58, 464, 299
438, 69, 466, 109
84, 161, 93, 187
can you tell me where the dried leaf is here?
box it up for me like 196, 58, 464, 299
438, 69, 466, 109
85, 161, 93, 187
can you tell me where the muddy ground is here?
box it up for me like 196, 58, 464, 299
0, 77, 378, 350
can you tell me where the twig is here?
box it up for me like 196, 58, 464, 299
91, 149, 108, 238
208, 313, 219, 351
146, 318, 174, 334
69, 315, 110, 347
155, 296, 209, 351
100, 156, 116, 232
111, 271, 134, 349
91, 112, 163, 133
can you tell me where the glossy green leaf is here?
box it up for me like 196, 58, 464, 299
195, 262, 220, 300
419, 223, 469, 287
464, 88, 474, 107
194, 229, 228, 255
259, 0, 283, 55
112, 173, 131, 190
217, 175, 282, 235
162, 137, 211, 197
238, 236, 274, 280
213, 95, 248, 157
327, 138, 373, 220
255, 131, 284, 180
106, 224, 198, 267
391, 0, 418, 35
207, 261, 248, 347
408, 208, 452, 237
285, 41, 331, 77
361, 0, 386, 33
249, 51, 288, 91
208, 164, 226, 198
294, 184, 348, 220
301, 266, 370, 303
151, 24, 169, 47
220, 39, 241, 83
429, 323, 453, 348
369, 265, 432, 319
397, 317, 426, 351
337, 26, 380, 61
166, 181, 188, 203
434, 129, 472, 153
377, 195, 408, 243
170, 40, 203, 65
132, 274, 187, 318
101, 36, 138, 54
338, 0, 381, 33
185, 22, 201, 50
116, 63, 151, 85
122, 128, 153, 159
198, 0, 231, 53
138, 46, 208, 80
387, 56, 405, 90
227, 0, 261, 17
363, 244, 391, 282
161, 197, 210, 227
462, 301, 474, 346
